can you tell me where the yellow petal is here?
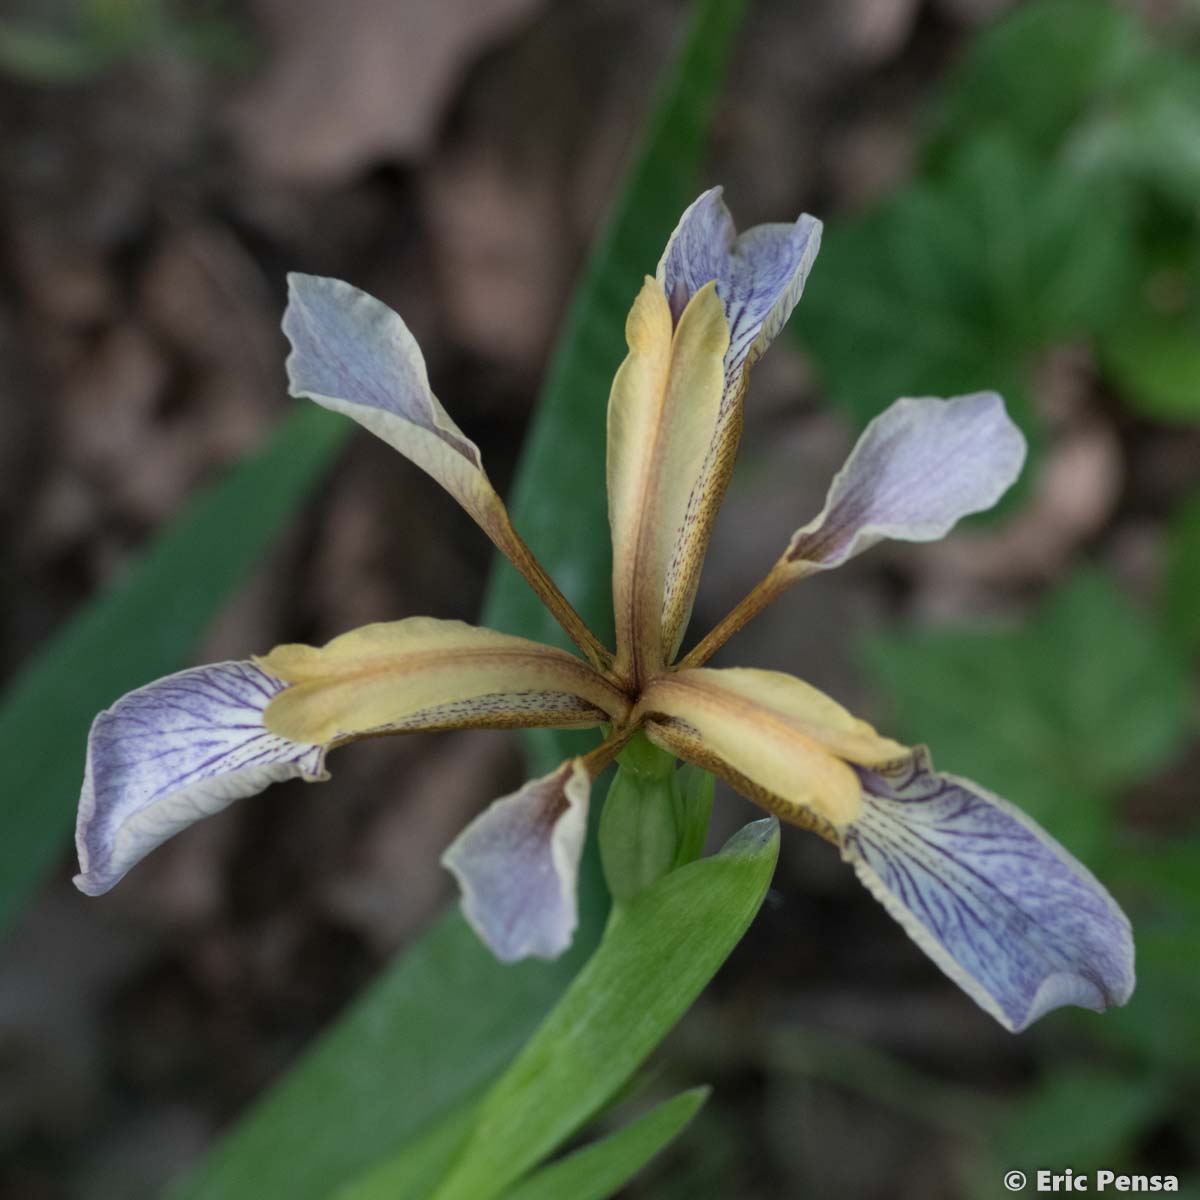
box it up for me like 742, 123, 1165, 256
658, 391, 743, 664
637, 667, 908, 829
259, 617, 629, 745
607, 279, 728, 682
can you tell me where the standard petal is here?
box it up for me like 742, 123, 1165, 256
607, 279, 728, 681
441, 759, 591, 962
284, 274, 609, 668
655, 189, 823, 656
75, 662, 326, 896
783, 392, 1027, 577
638, 667, 907, 831
656, 186, 822, 383
842, 749, 1135, 1032
259, 616, 629, 745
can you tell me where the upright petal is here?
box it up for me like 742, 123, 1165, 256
655, 190, 823, 657
259, 617, 629, 745
783, 392, 1027, 578
841, 749, 1135, 1031
656, 186, 822, 384
638, 667, 907, 831
607, 279, 728, 681
76, 662, 326, 896
284, 274, 609, 668
442, 759, 591, 962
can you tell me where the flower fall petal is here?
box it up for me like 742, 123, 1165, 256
75, 662, 326, 896
842, 749, 1135, 1031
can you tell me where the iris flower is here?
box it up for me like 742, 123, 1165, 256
75, 189, 1133, 1032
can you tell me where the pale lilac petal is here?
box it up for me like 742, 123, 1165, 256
785, 392, 1027, 574
75, 662, 326, 896
441, 760, 590, 962
656, 186, 822, 390
284, 273, 481, 466
841, 749, 1134, 1032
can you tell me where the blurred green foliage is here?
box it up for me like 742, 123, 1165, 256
797, 0, 1200, 432
1165, 488, 1200, 654
863, 569, 1191, 858
812, 1, 1200, 1189
0, 0, 250, 82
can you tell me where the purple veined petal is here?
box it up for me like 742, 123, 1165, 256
656, 186, 822, 392
841, 749, 1135, 1032
784, 392, 1027, 577
441, 759, 590, 962
75, 662, 327, 897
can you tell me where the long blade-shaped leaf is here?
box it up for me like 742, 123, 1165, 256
174, 912, 594, 1200
430, 819, 778, 1200
497, 1088, 709, 1200
170, 2, 747, 1197
332, 1087, 707, 1200
0, 405, 349, 935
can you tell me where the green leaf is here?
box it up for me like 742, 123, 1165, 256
429, 819, 779, 1200
1067, 47, 1200, 209
1104, 301, 1200, 422
796, 183, 1023, 431
1100, 835, 1200, 1069
860, 568, 1191, 857
671, 763, 714, 868
0, 23, 108, 81
797, 137, 1134, 447
1094, 922, 1200, 1070
171, 911, 594, 1200
1103, 241, 1200, 423
1163, 488, 1200, 652
928, 0, 1146, 163
498, 1088, 709, 1200
1117, 834, 1200, 917
332, 1097, 484, 1200
984, 1067, 1169, 1183
0, 405, 349, 935
170, 2, 749, 1197
337, 1086, 708, 1200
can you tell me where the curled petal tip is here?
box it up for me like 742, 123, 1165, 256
657, 189, 822, 380
842, 750, 1134, 1032
786, 391, 1027, 575
75, 662, 326, 896
442, 760, 591, 963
